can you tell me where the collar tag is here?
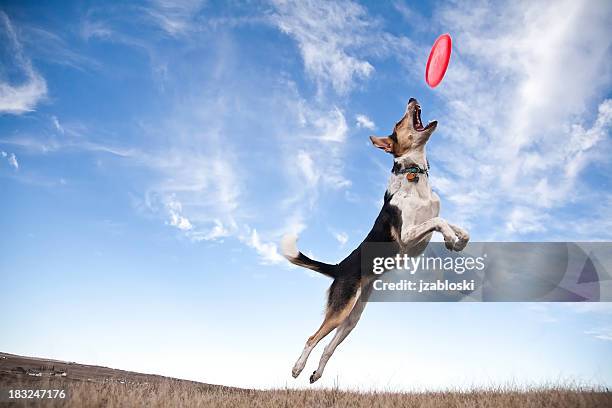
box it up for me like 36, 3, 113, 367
406, 173, 419, 182
392, 163, 429, 182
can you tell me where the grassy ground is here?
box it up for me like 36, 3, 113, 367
2, 353, 610, 407
2, 379, 611, 408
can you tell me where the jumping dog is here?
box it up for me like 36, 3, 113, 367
281, 98, 469, 383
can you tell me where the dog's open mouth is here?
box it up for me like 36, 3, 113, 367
413, 105, 436, 131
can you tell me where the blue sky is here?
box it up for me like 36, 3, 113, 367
1, 0, 611, 390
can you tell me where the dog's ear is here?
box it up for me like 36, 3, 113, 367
370, 136, 394, 153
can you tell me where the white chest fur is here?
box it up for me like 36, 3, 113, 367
388, 173, 440, 228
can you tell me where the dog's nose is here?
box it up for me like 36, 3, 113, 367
409, 98, 416, 104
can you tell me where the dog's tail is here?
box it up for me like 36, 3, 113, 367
280, 234, 337, 279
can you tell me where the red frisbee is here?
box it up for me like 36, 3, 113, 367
425, 33, 452, 88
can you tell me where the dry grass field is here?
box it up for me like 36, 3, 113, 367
2, 352, 610, 407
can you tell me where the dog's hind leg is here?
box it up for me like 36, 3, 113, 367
292, 285, 361, 379
291, 311, 345, 378
309, 282, 373, 383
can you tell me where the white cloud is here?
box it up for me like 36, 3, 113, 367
51, 116, 64, 134
134, 90, 351, 263
170, 213, 192, 230
297, 150, 318, 187
165, 195, 193, 231
245, 229, 284, 264
355, 114, 375, 131
0, 12, 47, 115
270, 0, 374, 94
194, 219, 232, 241
1, 151, 19, 170
284, 94, 351, 203
425, 0, 612, 238
314, 107, 348, 142
80, 17, 114, 41
333, 231, 348, 246
7, 153, 18, 170
19, 26, 101, 72
81, 0, 207, 41
564, 99, 612, 177
505, 207, 548, 234
69, 1, 392, 263
143, 151, 241, 240
392, 0, 424, 25
560, 194, 612, 241
143, 0, 207, 36
0, 135, 137, 157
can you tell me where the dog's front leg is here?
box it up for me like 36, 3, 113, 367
401, 216, 460, 250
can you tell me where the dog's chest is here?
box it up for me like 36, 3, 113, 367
389, 188, 440, 227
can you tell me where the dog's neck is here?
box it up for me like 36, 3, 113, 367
387, 148, 431, 196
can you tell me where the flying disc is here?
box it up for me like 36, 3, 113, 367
425, 33, 452, 88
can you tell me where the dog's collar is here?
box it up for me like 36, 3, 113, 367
391, 160, 430, 182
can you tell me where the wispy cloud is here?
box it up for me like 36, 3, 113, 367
81, 1, 262, 43
51, 116, 64, 134
292, 105, 350, 189
15, 0, 611, 262
296, 151, 318, 187
1, 151, 19, 170
0, 11, 47, 115
425, 0, 612, 238
585, 327, 612, 342
146, 0, 207, 36
2, 37, 348, 265
0, 134, 136, 157
20, 26, 101, 72
141, 150, 242, 241
270, 0, 414, 95
355, 114, 375, 131
505, 207, 549, 234
69, 1, 406, 264
278, 84, 352, 215
244, 228, 284, 264
137, 91, 351, 262
164, 195, 193, 231
392, 0, 425, 27
333, 231, 348, 246
270, 0, 373, 94
80, 14, 114, 41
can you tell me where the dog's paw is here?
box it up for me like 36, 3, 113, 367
450, 225, 469, 251
453, 239, 468, 252
292, 366, 302, 378
309, 371, 321, 384
443, 234, 457, 251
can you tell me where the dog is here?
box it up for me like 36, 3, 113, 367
281, 98, 469, 383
